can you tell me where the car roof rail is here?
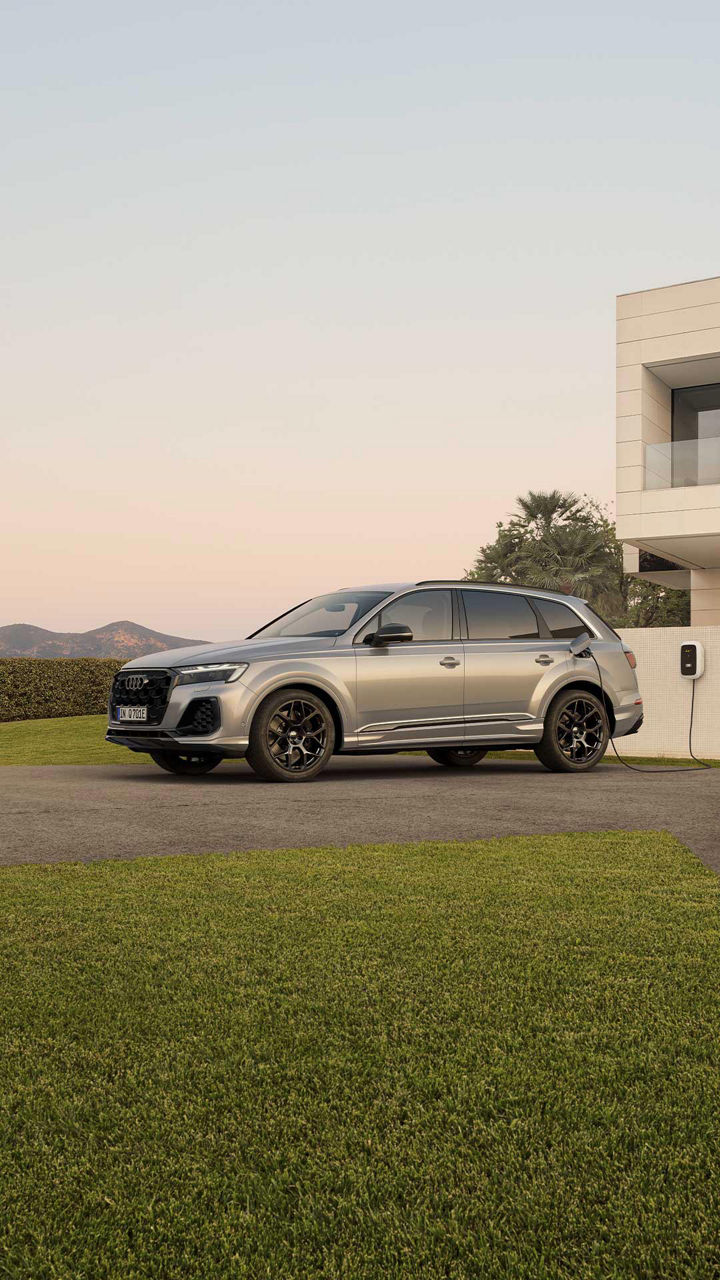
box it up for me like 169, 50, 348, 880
415, 579, 579, 597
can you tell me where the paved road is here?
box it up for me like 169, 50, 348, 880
2, 756, 719, 871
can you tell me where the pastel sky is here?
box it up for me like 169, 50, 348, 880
3, 0, 720, 639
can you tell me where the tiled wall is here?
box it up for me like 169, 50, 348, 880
616, 626, 720, 759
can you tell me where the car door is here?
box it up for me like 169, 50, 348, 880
353, 589, 464, 746
460, 589, 565, 738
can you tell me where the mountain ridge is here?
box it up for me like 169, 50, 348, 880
0, 621, 208, 660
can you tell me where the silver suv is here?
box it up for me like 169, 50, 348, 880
107, 581, 642, 782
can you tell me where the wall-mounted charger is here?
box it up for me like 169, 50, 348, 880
680, 641, 704, 680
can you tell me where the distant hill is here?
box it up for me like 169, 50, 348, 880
0, 621, 207, 660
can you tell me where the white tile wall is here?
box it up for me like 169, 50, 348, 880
615, 626, 720, 759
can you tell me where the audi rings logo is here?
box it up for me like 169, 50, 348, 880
125, 674, 146, 692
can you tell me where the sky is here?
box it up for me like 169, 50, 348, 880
3, 0, 720, 640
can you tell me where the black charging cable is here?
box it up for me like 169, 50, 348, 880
581, 647, 711, 773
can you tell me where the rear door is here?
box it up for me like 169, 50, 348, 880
460, 589, 562, 738
354, 589, 464, 746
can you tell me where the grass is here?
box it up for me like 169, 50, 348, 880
1, 831, 719, 1279
1, 714, 718, 769
0, 714, 134, 766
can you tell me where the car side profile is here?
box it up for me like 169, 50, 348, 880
106, 581, 643, 782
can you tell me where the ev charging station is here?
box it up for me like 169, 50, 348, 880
680, 641, 705, 680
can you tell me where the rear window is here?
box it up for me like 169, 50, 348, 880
462, 590, 539, 641
534, 599, 588, 640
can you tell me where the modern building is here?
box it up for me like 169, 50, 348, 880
616, 274, 720, 624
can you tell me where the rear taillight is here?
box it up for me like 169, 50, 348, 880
624, 649, 637, 670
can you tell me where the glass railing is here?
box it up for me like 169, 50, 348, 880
644, 438, 720, 489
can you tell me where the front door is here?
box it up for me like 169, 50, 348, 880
354, 589, 464, 746
460, 588, 556, 738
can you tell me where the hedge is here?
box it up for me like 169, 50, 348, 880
0, 659, 123, 723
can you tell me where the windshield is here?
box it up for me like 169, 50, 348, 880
250, 591, 393, 640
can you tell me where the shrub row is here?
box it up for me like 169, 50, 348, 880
0, 659, 123, 723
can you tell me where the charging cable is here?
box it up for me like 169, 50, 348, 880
581, 648, 711, 773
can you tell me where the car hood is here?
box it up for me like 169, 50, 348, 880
121, 635, 339, 669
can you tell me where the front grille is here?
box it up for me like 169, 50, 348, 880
177, 697, 220, 735
111, 669, 174, 726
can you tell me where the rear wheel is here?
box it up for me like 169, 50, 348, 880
427, 747, 488, 768
150, 750, 222, 776
246, 688, 335, 782
534, 688, 609, 773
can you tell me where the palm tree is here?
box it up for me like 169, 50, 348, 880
465, 490, 620, 609
515, 490, 582, 534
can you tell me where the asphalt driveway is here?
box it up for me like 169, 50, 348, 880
2, 755, 719, 871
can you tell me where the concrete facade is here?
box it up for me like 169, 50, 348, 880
616, 275, 720, 624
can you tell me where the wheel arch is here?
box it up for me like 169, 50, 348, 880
546, 679, 616, 734
249, 681, 346, 751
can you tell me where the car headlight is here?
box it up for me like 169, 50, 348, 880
175, 663, 249, 686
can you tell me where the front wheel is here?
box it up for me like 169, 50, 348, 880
149, 750, 223, 776
534, 689, 609, 773
427, 747, 488, 768
246, 688, 335, 782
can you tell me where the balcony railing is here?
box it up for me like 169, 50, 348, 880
644, 438, 720, 490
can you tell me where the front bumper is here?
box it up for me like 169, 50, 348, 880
105, 728, 248, 756
107, 676, 257, 756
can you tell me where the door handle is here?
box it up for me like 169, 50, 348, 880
439, 656, 461, 668
535, 654, 554, 666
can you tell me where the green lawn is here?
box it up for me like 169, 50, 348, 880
1, 714, 717, 770
0, 714, 137, 766
1, 832, 719, 1279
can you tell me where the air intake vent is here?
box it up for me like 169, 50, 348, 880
177, 697, 220, 735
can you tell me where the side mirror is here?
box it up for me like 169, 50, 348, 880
569, 631, 592, 657
370, 623, 413, 646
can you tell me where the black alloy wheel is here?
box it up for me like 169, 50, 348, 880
246, 688, 335, 782
534, 688, 609, 773
556, 697, 606, 764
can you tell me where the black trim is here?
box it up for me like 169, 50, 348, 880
106, 729, 246, 757
624, 714, 644, 736
525, 596, 552, 639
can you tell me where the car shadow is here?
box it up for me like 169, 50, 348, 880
109, 755, 592, 785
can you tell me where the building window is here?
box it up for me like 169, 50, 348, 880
671, 383, 720, 487
672, 383, 720, 442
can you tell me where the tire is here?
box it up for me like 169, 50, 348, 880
149, 750, 222, 776
246, 688, 335, 783
427, 747, 488, 768
534, 688, 609, 773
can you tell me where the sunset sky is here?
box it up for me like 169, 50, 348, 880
4, 0, 720, 639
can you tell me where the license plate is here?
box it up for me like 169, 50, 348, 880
117, 706, 147, 722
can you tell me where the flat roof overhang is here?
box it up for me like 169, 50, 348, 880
619, 531, 720, 571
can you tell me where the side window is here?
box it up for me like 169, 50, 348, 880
461, 590, 539, 641
534, 599, 589, 640
355, 590, 453, 643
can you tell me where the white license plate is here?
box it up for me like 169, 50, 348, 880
117, 706, 147, 722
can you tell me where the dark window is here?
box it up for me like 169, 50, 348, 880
534, 599, 588, 640
672, 383, 720, 443
462, 591, 539, 641
355, 590, 452, 643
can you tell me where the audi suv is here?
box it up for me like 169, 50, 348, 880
106, 581, 642, 782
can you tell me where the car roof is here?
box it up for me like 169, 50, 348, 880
336, 581, 587, 606
415, 580, 586, 604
